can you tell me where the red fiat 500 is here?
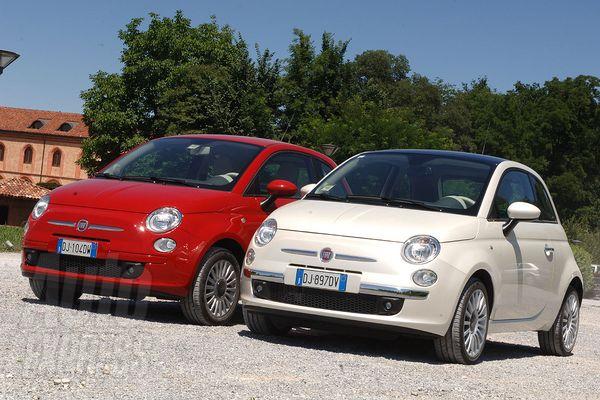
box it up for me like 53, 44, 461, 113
21, 135, 335, 325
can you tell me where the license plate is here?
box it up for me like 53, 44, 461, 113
295, 268, 348, 292
56, 239, 98, 258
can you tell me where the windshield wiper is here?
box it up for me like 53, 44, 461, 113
119, 175, 199, 187
305, 192, 348, 202
149, 176, 200, 188
346, 195, 442, 212
380, 196, 443, 212
94, 172, 122, 180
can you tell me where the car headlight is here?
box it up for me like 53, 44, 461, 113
146, 207, 182, 233
254, 219, 277, 247
32, 195, 50, 219
402, 235, 441, 264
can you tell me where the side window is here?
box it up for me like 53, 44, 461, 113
315, 159, 333, 179
530, 175, 557, 222
491, 170, 536, 220
247, 152, 313, 198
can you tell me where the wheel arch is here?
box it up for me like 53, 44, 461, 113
568, 276, 583, 303
470, 268, 495, 311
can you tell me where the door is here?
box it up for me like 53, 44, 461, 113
487, 169, 555, 321
243, 151, 317, 232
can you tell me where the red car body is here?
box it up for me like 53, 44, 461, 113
21, 135, 335, 301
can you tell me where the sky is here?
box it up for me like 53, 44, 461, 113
0, 0, 599, 113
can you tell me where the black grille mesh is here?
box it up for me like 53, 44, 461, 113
36, 252, 142, 279
256, 281, 386, 315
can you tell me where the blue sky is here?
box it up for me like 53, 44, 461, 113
1, 0, 598, 113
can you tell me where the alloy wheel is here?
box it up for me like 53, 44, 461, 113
561, 292, 579, 351
204, 259, 238, 319
463, 288, 488, 359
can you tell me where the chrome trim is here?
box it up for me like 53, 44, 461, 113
48, 220, 76, 228
250, 269, 285, 283
335, 254, 377, 263
88, 224, 124, 232
47, 220, 123, 232
359, 283, 429, 300
281, 248, 318, 257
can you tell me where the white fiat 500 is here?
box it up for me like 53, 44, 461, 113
240, 150, 583, 364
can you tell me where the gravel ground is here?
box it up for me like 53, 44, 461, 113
1, 252, 599, 400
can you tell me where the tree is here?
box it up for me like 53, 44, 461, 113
79, 12, 278, 174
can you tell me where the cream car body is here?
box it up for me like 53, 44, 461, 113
241, 150, 583, 363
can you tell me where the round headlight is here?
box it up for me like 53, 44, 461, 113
154, 238, 177, 253
32, 195, 50, 220
254, 219, 277, 247
402, 235, 441, 264
146, 207, 182, 233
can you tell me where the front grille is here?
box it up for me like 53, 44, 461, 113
34, 251, 144, 279
253, 281, 403, 315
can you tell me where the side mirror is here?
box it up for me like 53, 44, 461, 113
260, 179, 297, 211
300, 183, 317, 197
503, 202, 541, 236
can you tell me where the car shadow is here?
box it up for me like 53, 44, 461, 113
21, 297, 246, 326
238, 328, 542, 364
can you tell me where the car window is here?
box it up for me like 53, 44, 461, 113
530, 175, 557, 222
316, 159, 333, 179
247, 152, 313, 198
309, 153, 493, 216
101, 138, 262, 191
491, 170, 536, 219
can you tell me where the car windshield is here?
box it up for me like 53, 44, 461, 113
307, 152, 495, 216
99, 137, 262, 191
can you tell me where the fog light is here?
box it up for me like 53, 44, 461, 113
412, 269, 438, 287
24, 249, 39, 266
245, 248, 255, 265
153, 238, 176, 253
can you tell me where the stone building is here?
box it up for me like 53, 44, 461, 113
0, 106, 89, 225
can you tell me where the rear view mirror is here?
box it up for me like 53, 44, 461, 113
503, 202, 541, 236
261, 180, 297, 211
300, 183, 317, 197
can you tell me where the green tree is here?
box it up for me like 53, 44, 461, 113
80, 12, 278, 174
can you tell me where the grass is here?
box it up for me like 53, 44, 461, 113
0, 225, 24, 252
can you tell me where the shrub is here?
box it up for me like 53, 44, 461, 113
571, 244, 595, 297
0, 226, 24, 252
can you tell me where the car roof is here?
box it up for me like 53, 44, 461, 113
154, 134, 336, 165
159, 134, 286, 148
361, 149, 505, 167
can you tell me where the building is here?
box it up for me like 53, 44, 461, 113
0, 106, 89, 225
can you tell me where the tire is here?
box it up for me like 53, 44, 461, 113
538, 287, 580, 356
29, 278, 82, 305
434, 279, 490, 364
243, 308, 290, 336
180, 247, 240, 325
29, 278, 47, 300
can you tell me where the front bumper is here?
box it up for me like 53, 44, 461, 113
20, 204, 204, 298
241, 230, 468, 336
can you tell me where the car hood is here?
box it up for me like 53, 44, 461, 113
272, 199, 479, 243
48, 179, 232, 214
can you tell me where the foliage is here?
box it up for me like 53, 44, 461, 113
563, 218, 600, 264
570, 244, 595, 296
81, 11, 600, 233
0, 226, 24, 252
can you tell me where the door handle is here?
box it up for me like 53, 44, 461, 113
544, 245, 555, 257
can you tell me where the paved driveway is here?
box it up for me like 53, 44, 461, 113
1, 253, 599, 399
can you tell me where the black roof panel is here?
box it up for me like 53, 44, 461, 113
362, 149, 505, 166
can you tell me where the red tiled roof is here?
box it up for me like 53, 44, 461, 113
0, 177, 50, 200
0, 106, 88, 138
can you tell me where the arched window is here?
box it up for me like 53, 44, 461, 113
0, 143, 4, 162
23, 146, 33, 164
51, 149, 62, 167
